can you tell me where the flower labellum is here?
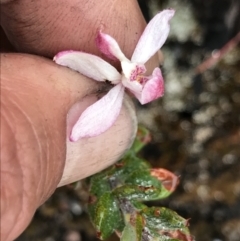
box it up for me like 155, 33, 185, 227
54, 9, 175, 141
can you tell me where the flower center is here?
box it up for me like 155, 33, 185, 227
121, 61, 147, 84
130, 65, 146, 81
136, 75, 149, 84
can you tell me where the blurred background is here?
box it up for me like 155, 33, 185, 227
16, 0, 240, 241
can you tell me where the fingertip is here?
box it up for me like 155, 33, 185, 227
58, 94, 137, 186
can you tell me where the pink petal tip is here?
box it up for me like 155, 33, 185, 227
138, 68, 164, 105
96, 31, 127, 62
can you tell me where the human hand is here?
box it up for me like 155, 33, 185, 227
0, 0, 160, 240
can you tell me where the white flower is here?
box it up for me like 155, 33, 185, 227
54, 9, 175, 141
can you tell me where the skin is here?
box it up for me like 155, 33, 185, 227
0, 0, 159, 240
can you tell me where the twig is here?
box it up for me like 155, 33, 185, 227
195, 32, 240, 74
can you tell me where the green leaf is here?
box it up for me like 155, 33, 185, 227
134, 213, 144, 241
104, 156, 151, 188
113, 169, 171, 201
143, 207, 192, 241
125, 125, 151, 156
88, 175, 112, 221
121, 156, 151, 176
92, 192, 123, 240
113, 184, 164, 201
87, 125, 193, 241
89, 175, 111, 197
125, 170, 160, 188
142, 228, 180, 241
120, 206, 144, 241
143, 207, 188, 230
120, 223, 137, 241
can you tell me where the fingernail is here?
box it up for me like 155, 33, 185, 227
66, 94, 99, 140
58, 94, 137, 186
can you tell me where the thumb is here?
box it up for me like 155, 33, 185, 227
1, 53, 137, 241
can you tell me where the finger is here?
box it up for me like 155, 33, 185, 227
1, 53, 137, 241
0, 0, 145, 57
0, 0, 159, 70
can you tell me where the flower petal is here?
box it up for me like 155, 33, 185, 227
96, 31, 128, 62
70, 84, 125, 141
134, 68, 164, 105
131, 9, 175, 64
121, 75, 142, 95
54, 50, 121, 84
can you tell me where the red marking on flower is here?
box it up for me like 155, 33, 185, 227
95, 32, 118, 61
130, 65, 146, 81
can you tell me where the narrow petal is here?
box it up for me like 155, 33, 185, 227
131, 9, 175, 64
134, 68, 164, 105
54, 51, 121, 84
70, 84, 125, 141
96, 31, 128, 62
